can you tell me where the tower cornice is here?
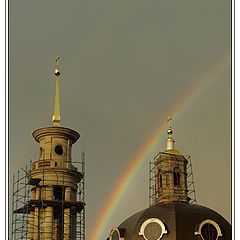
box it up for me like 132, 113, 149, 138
32, 126, 80, 144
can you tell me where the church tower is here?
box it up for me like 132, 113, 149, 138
153, 117, 189, 204
108, 117, 231, 240
11, 57, 85, 240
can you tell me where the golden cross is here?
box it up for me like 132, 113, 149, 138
167, 116, 172, 129
56, 56, 60, 67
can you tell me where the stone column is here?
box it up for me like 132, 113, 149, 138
33, 208, 39, 240
35, 187, 40, 200
52, 218, 58, 240
71, 189, 77, 239
45, 186, 53, 200
44, 186, 53, 239
28, 188, 36, 239
31, 187, 36, 200
33, 187, 40, 240
64, 208, 70, 240
39, 208, 44, 239
28, 211, 35, 240
44, 206, 53, 239
65, 187, 71, 201
64, 187, 71, 240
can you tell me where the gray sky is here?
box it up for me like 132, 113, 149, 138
9, 0, 231, 239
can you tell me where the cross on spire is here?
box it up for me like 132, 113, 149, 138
167, 116, 172, 129
56, 56, 59, 67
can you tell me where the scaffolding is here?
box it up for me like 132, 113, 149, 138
11, 152, 86, 240
149, 152, 196, 206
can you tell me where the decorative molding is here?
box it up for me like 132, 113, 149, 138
139, 218, 167, 240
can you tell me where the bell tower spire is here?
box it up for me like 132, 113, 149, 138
166, 116, 175, 150
151, 116, 191, 204
27, 58, 84, 240
52, 56, 61, 127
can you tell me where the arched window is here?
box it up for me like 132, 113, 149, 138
173, 168, 180, 186
194, 219, 222, 240
159, 174, 162, 188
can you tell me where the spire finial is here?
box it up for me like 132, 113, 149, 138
52, 56, 61, 127
167, 116, 173, 135
166, 116, 175, 150
167, 116, 172, 129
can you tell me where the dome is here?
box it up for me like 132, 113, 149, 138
163, 149, 182, 156
107, 120, 231, 240
110, 202, 231, 240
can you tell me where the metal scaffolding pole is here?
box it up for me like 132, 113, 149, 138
149, 152, 197, 206
11, 155, 86, 240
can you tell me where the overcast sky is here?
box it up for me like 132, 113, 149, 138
9, 0, 231, 239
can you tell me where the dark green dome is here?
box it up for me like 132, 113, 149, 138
109, 202, 231, 240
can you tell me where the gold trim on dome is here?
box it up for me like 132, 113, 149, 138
164, 149, 183, 156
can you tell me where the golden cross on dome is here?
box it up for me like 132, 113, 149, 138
56, 56, 59, 67
167, 116, 172, 129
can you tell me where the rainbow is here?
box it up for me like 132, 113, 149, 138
87, 55, 231, 240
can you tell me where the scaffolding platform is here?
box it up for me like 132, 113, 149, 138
11, 152, 86, 240
14, 199, 85, 214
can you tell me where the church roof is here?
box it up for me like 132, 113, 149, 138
113, 202, 231, 240
108, 118, 231, 240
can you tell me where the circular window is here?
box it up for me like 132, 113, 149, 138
139, 218, 167, 240
55, 145, 63, 155
144, 222, 162, 240
201, 223, 218, 240
194, 219, 222, 240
